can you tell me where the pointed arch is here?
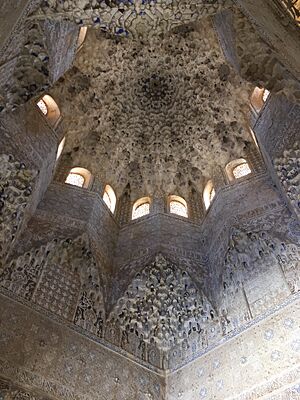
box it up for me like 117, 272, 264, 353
250, 87, 270, 113
203, 180, 215, 210
77, 27, 87, 50
103, 184, 117, 214
56, 137, 65, 160
132, 197, 151, 220
36, 94, 61, 127
225, 158, 251, 182
65, 167, 92, 188
169, 195, 188, 218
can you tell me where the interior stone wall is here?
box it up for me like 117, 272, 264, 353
10, 182, 120, 310
0, 154, 37, 267
0, 5, 79, 112
44, 20, 79, 82
234, 0, 300, 77
0, 294, 165, 400
0, 0, 39, 61
0, 377, 52, 400
214, 6, 300, 102
253, 95, 300, 219
0, 105, 61, 264
194, 174, 286, 302
0, 1, 299, 398
167, 294, 300, 400
1, 167, 299, 372
274, 142, 299, 218
0, 292, 299, 400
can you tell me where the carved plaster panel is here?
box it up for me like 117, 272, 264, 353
37, 0, 232, 38
0, 154, 37, 267
274, 141, 300, 218
108, 254, 216, 352
220, 227, 300, 332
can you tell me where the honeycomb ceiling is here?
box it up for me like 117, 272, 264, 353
51, 17, 253, 198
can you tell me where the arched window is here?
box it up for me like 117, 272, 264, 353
37, 98, 48, 115
169, 195, 188, 218
36, 94, 61, 127
226, 158, 251, 182
249, 127, 259, 148
65, 167, 91, 189
77, 27, 87, 50
132, 197, 151, 220
203, 180, 215, 210
262, 88, 270, 102
250, 87, 270, 113
103, 184, 117, 214
56, 137, 65, 160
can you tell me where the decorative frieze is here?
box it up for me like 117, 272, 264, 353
37, 0, 231, 38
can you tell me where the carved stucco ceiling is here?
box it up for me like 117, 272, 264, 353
38, 0, 232, 38
51, 18, 253, 197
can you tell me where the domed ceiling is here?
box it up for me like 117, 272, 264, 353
51, 17, 254, 198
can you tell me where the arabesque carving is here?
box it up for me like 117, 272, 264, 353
0, 154, 37, 267
109, 254, 216, 351
50, 20, 254, 198
37, 0, 232, 38
0, 21, 50, 112
274, 141, 300, 218
0, 377, 50, 400
220, 228, 300, 328
231, 9, 300, 102
0, 234, 105, 324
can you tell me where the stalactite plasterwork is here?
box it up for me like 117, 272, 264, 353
108, 254, 216, 352
0, 154, 37, 268
274, 141, 300, 218
220, 228, 300, 330
1, 21, 50, 112
231, 9, 300, 102
0, 226, 299, 370
37, 0, 232, 38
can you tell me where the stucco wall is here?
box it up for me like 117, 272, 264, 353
167, 294, 300, 400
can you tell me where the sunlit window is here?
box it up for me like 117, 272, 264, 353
262, 89, 270, 102
103, 184, 117, 213
133, 203, 150, 219
65, 167, 91, 189
203, 180, 215, 210
209, 187, 216, 204
65, 173, 85, 187
37, 99, 48, 115
249, 127, 259, 148
132, 197, 151, 220
36, 94, 61, 127
77, 27, 87, 49
226, 158, 251, 182
169, 195, 188, 218
232, 162, 251, 179
56, 137, 65, 160
250, 87, 270, 113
